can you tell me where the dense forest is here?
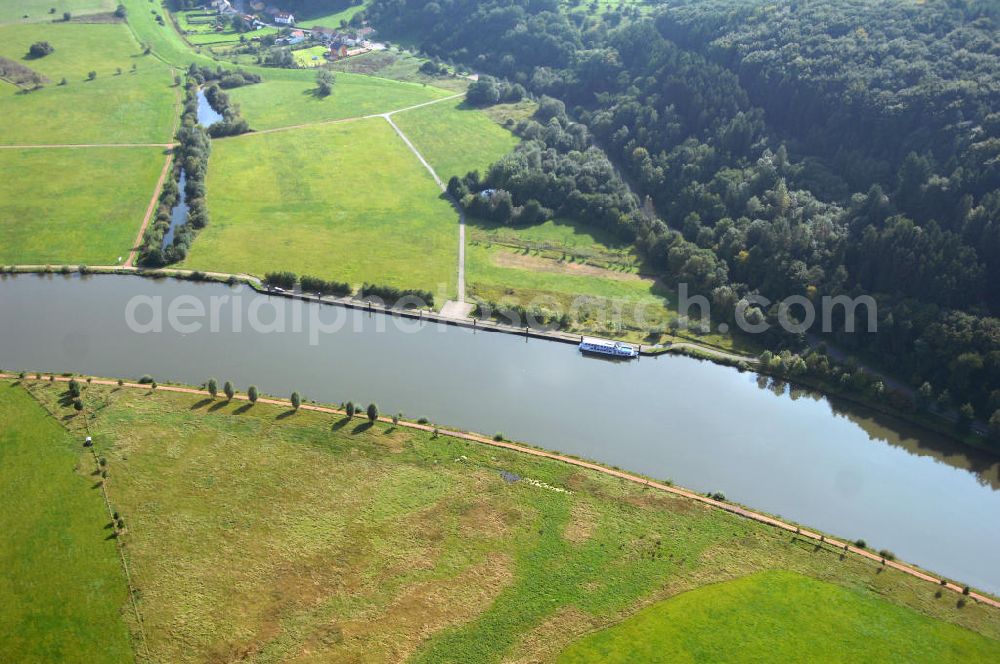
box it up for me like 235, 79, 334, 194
369, 0, 1000, 432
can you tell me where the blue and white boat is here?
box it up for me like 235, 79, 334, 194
579, 337, 639, 359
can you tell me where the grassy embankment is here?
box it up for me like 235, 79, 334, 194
183, 118, 459, 296
11, 377, 1000, 662
0, 383, 132, 663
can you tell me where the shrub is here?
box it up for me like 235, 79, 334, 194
417, 417, 429, 424
359, 283, 434, 308
345, 401, 355, 418
366, 403, 378, 423
117, 378, 124, 387
878, 549, 895, 561
247, 385, 258, 404
73, 400, 84, 412
963, 585, 971, 595
291, 391, 301, 410
67, 379, 81, 398
854, 539, 867, 549
207, 378, 218, 398
138, 374, 154, 384
224, 381, 234, 401
28, 41, 54, 58
264, 271, 297, 290
493, 432, 504, 441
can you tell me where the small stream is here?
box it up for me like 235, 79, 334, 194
161, 169, 188, 250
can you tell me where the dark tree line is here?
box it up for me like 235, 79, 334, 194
139, 80, 212, 267
368, 0, 1000, 427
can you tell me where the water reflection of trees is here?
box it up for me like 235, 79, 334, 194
752, 373, 1000, 490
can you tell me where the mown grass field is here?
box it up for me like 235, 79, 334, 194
226, 68, 454, 130
558, 570, 1000, 663
17, 378, 1000, 663
392, 97, 520, 180
0, 69, 176, 144
0, 21, 149, 80
0, 0, 114, 24
0, 383, 132, 663
184, 119, 458, 295
0, 21, 176, 144
0, 147, 165, 265
327, 49, 471, 92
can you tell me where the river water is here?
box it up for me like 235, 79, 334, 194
161, 169, 188, 250
1, 274, 998, 593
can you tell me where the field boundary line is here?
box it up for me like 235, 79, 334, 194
216, 93, 464, 139
2, 372, 996, 610
382, 113, 467, 301
17, 381, 153, 664
0, 143, 176, 149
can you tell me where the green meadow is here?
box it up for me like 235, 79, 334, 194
184, 119, 459, 295
0, 69, 176, 144
296, 0, 372, 29
0, 21, 152, 80
392, 97, 520, 180
0, 0, 114, 24
226, 68, 454, 130
15, 378, 1000, 663
0, 384, 132, 663
558, 570, 1000, 663
0, 147, 164, 265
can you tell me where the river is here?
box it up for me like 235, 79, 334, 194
1, 274, 998, 593
196, 88, 223, 126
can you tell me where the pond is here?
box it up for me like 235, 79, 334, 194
1, 274, 998, 593
196, 88, 223, 126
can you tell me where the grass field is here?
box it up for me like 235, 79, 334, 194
0, 384, 132, 663
0, 20, 176, 144
327, 48, 472, 92
15, 378, 1000, 662
292, 44, 328, 67
226, 68, 454, 130
0, 68, 176, 144
558, 570, 1000, 663
0, 21, 150, 80
465, 218, 748, 349
183, 119, 458, 295
392, 97, 520, 180
0, 0, 115, 24
296, 0, 372, 29
0, 147, 165, 265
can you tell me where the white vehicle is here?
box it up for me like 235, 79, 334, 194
579, 337, 638, 359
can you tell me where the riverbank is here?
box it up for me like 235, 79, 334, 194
2, 371, 997, 611
4, 375, 999, 662
2, 265, 994, 457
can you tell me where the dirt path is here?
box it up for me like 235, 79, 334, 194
124, 153, 174, 268
382, 113, 467, 303
228, 93, 465, 138
3, 372, 996, 610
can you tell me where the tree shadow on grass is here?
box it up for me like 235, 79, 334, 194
332, 417, 351, 431
352, 421, 374, 434
234, 403, 253, 415
276, 409, 296, 420
209, 400, 231, 413
190, 398, 213, 410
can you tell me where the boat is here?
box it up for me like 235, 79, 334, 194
579, 337, 639, 359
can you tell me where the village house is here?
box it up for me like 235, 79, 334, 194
274, 11, 294, 25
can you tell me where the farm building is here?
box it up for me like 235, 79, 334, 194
274, 11, 294, 24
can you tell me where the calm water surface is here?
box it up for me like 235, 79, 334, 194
196, 89, 223, 126
161, 169, 188, 250
2, 274, 998, 592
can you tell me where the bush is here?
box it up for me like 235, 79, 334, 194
345, 401, 355, 418
264, 271, 297, 290
138, 374, 154, 384
300, 275, 351, 297
359, 283, 434, 308
366, 403, 378, 423
291, 391, 301, 410
247, 385, 258, 403
28, 41, 54, 58
878, 549, 895, 561
854, 539, 867, 549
